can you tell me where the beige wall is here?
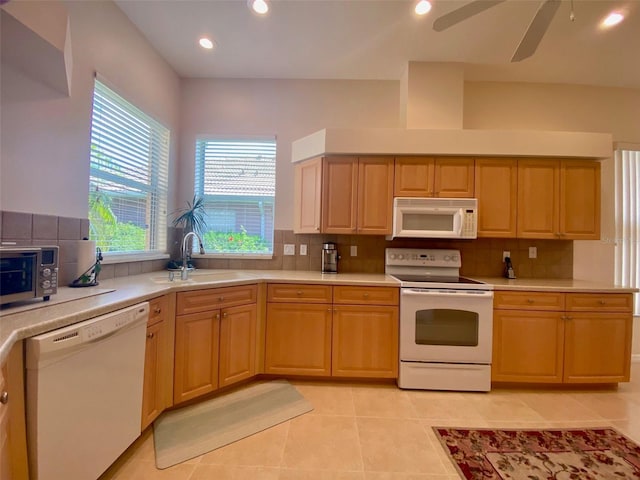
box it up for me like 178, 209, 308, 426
0, 0, 181, 218
178, 78, 400, 230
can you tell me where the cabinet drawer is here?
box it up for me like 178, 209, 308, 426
177, 284, 258, 315
267, 283, 332, 303
333, 286, 399, 305
565, 293, 633, 312
494, 291, 564, 310
148, 296, 168, 326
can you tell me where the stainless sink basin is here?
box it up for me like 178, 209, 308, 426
151, 270, 255, 284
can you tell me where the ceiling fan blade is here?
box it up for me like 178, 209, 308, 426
511, 0, 561, 62
433, 0, 506, 32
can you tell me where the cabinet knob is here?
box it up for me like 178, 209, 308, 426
222, 312, 228, 318
147, 332, 155, 339
566, 316, 573, 320
296, 291, 303, 295
599, 300, 606, 305
0, 391, 8, 404
216, 313, 221, 319
363, 293, 369, 298
154, 307, 161, 314
218, 296, 225, 302
527, 298, 534, 304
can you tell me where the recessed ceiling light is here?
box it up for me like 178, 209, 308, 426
415, 0, 432, 16
602, 11, 624, 28
199, 37, 214, 50
249, 0, 269, 15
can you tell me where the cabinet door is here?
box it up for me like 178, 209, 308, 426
517, 159, 560, 238
560, 160, 600, 239
357, 156, 394, 235
219, 304, 257, 388
142, 320, 165, 430
394, 157, 434, 197
174, 311, 220, 404
563, 312, 632, 383
492, 310, 564, 383
0, 361, 9, 480
293, 157, 322, 234
332, 305, 398, 378
322, 156, 358, 234
475, 158, 518, 237
434, 157, 475, 197
265, 303, 332, 376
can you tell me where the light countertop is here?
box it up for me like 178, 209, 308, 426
0, 269, 635, 363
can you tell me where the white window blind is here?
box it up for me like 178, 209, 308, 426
614, 147, 640, 314
88, 79, 169, 254
195, 138, 276, 256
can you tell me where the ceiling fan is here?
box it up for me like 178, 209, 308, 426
433, 0, 564, 62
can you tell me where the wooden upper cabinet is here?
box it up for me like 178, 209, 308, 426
517, 159, 560, 238
394, 157, 435, 197
560, 160, 601, 240
517, 159, 600, 240
434, 157, 475, 197
322, 156, 358, 234
357, 157, 394, 235
475, 158, 518, 238
394, 156, 474, 198
293, 156, 322, 234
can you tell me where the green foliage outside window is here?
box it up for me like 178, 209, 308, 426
89, 189, 147, 252
203, 226, 270, 253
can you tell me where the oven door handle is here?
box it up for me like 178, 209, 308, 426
401, 289, 493, 298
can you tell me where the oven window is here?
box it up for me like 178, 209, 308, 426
0, 255, 36, 296
414, 309, 478, 346
403, 213, 453, 231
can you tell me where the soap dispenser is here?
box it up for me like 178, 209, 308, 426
503, 256, 516, 279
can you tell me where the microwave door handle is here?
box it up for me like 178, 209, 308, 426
453, 208, 463, 235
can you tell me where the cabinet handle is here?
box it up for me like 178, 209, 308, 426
527, 298, 534, 304
218, 296, 225, 302
147, 332, 155, 339
222, 312, 228, 318
296, 291, 303, 296
154, 307, 161, 314
599, 300, 606, 305
1, 391, 8, 404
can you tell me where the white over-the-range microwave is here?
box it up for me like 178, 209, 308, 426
391, 197, 478, 239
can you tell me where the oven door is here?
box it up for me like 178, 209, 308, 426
400, 288, 493, 364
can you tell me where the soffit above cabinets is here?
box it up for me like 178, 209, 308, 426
291, 128, 613, 163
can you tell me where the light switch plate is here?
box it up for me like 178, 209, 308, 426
284, 244, 295, 255
503, 251, 510, 261
529, 246, 537, 258
350, 245, 358, 256
299, 244, 308, 256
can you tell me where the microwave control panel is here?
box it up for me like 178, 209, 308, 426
462, 210, 477, 238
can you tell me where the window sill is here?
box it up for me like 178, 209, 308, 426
193, 253, 273, 260
102, 252, 170, 264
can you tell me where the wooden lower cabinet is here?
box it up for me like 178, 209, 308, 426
332, 305, 398, 378
265, 303, 333, 376
174, 285, 258, 404
492, 291, 633, 384
219, 304, 257, 387
265, 284, 399, 378
0, 342, 28, 480
174, 310, 221, 404
141, 295, 174, 430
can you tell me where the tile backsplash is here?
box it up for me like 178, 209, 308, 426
1, 210, 573, 283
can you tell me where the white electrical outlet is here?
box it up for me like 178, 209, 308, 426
299, 244, 308, 256
503, 251, 510, 261
350, 245, 358, 257
529, 246, 537, 259
284, 244, 295, 255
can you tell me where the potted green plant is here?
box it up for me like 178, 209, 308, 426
168, 195, 207, 269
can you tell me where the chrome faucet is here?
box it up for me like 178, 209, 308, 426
181, 231, 205, 280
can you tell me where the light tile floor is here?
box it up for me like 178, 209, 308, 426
100, 364, 640, 480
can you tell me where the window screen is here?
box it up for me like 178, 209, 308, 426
195, 138, 276, 256
88, 79, 169, 254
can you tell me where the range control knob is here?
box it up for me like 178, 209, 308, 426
389, 254, 396, 260
41, 280, 51, 289
42, 268, 51, 277
397, 254, 404, 260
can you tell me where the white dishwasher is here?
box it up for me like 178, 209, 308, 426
26, 302, 149, 480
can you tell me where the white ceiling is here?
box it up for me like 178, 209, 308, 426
114, 0, 640, 89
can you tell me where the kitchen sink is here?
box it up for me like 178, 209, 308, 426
151, 270, 256, 284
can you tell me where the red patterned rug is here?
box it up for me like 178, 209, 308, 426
433, 427, 640, 479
